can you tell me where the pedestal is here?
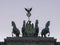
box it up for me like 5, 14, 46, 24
4, 37, 56, 45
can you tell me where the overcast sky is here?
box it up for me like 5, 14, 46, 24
0, 0, 60, 42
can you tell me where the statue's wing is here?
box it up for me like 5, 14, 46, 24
25, 8, 28, 12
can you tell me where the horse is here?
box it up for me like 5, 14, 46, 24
41, 21, 50, 37
34, 20, 39, 37
12, 21, 20, 37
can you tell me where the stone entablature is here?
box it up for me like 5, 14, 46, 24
4, 37, 56, 45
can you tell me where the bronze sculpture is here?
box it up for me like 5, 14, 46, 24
22, 20, 26, 37
11, 8, 51, 37
21, 8, 39, 37
12, 21, 20, 37
34, 19, 39, 37
25, 8, 32, 20
41, 21, 50, 37
22, 20, 35, 37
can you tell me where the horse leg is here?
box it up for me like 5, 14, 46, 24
48, 32, 50, 37
16, 34, 19, 37
41, 34, 43, 37
17, 34, 19, 37
12, 32, 13, 37
44, 34, 46, 37
42, 35, 43, 37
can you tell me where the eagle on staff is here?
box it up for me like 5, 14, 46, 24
25, 8, 32, 19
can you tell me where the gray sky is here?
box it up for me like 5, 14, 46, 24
0, 0, 60, 42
